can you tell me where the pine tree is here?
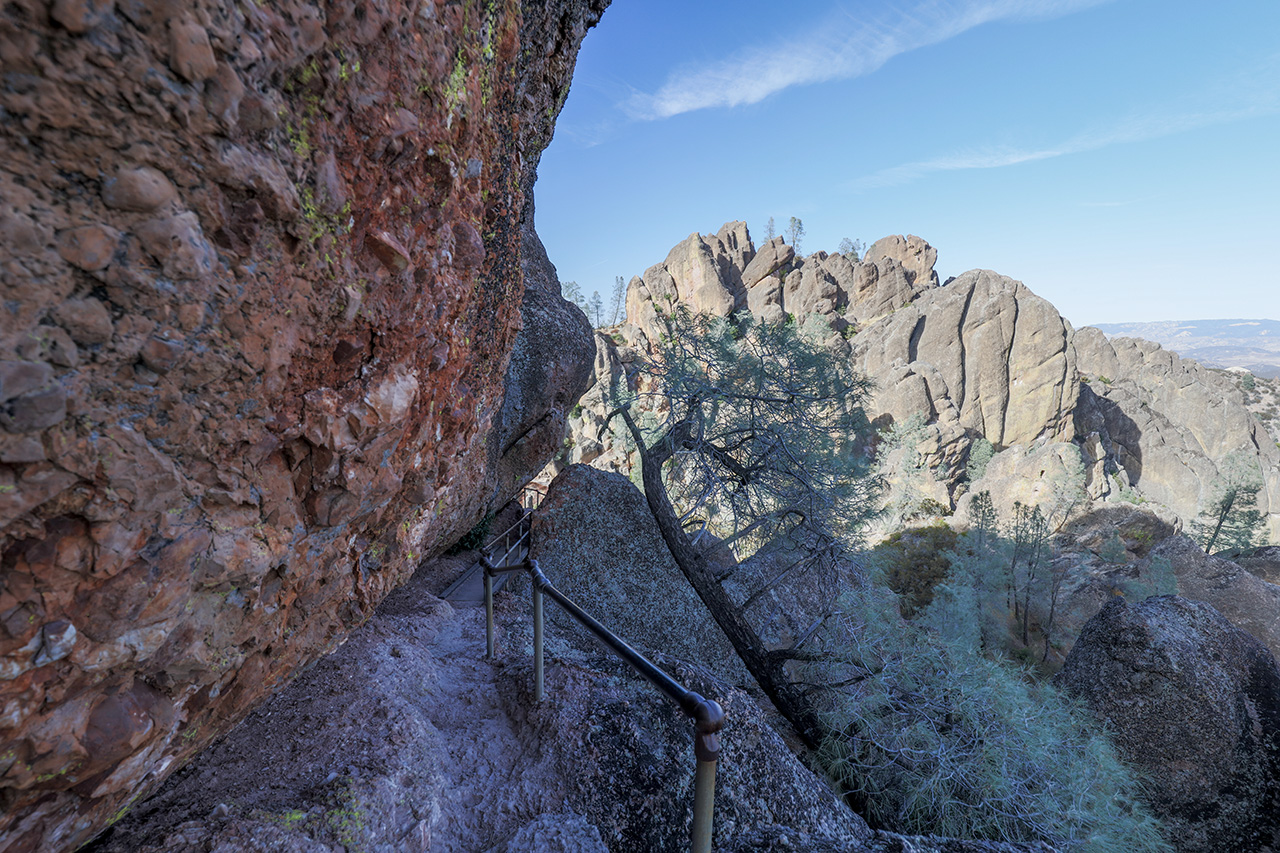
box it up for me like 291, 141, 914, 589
587, 290, 604, 327
604, 307, 879, 752
1194, 450, 1267, 553
786, 216, 805, 255
607, 275, 626, 325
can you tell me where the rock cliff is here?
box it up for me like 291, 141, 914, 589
0, 1, 603, 849
562, 222, 1280, 543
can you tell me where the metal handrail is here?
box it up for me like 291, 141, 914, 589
480, 509, 725, 853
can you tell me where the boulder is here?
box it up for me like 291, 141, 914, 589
853, 270, 1078, 492
864, 234, 940, 292
1235, 544, 1280, 585
491, 196, 597, 503
1056, 596, 1280, 853
1149, 535, 1280, 664
742, 236, 795, 290
530, 464, 746, 683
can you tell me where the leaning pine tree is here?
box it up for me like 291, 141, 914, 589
1195, 450, 1267, 554
603, 306, 1172, 851
604, 307, 879, 752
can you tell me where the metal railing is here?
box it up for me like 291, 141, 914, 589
479, 490, 725, 853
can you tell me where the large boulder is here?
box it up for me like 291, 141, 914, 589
0, 0, 606, 848
1148, 535, 1280, 663
530, 464, 745, 683
1056, 596, 1280, 852
855, 270, 1078, 453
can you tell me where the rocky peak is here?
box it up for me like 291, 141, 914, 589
563, 221, 1279, 544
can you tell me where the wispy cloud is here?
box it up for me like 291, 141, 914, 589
850, 86, 1280, 190
626, 0, 1114, 120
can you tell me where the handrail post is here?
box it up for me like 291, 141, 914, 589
483, 565, 495, 659
690, 699, 724, 853
532, 579, 545, 701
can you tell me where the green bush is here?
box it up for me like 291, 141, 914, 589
966, 437, 995, 482
814, 586, 1171, 852
446, 512, 494, 555
871, 523, 960, 617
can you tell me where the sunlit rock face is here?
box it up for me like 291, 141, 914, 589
1073, 326, 1280, 541
563, 222, 1279, 541
0, 0, 604, 848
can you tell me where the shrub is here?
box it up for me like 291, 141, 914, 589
966, 437, 995, 483
871, 523, 960, 617
814, 586, 1171, 852
446, 512, 494, 555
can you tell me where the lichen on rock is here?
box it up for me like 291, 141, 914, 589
0, 0, 605, 849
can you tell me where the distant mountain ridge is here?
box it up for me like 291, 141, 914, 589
1092, 319, 1280, 378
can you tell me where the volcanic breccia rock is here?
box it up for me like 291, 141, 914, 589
0, 0, 603, 850
565, 223, 1280, 541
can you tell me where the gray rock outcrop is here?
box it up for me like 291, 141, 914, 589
530, 464, 746, 683
854, 270, 1078, 458
1056, 596, 1280, 853
563, 221, 1279, 542
1072, 327, 1280, 540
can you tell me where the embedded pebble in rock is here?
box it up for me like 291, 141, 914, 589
168, 19, 218, 83
53, 297, 114, 345
100, 166, 178, 212
0, 0, 607, 850
135, 212, 217, 279
51, 0, 116, 33
56, 224, 121, 271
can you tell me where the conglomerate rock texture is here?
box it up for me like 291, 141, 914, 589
0, 0, 604, 849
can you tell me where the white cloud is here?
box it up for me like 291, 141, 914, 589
850, 94, 1280, 190
626, 0, 1115, 120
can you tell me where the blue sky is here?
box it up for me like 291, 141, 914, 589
534, 0, 1280, 328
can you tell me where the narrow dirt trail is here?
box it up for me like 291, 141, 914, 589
411, 601, 556, 852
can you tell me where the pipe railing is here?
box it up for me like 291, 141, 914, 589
479, 493, 724, 853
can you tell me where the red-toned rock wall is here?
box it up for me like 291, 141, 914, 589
0, 0, 604, 849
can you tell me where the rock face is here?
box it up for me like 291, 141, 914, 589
1073, 326, 1280, 541
1056, 596, 1280, 853
530, 464, 745, 683
563, 222, 1279, 544
0, 1, 604, 849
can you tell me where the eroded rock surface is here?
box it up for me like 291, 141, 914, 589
1073, 327, 1280, 540
0, 0, 604, 849
562, 222, 1278, 543
1056, 596, 1280, 853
